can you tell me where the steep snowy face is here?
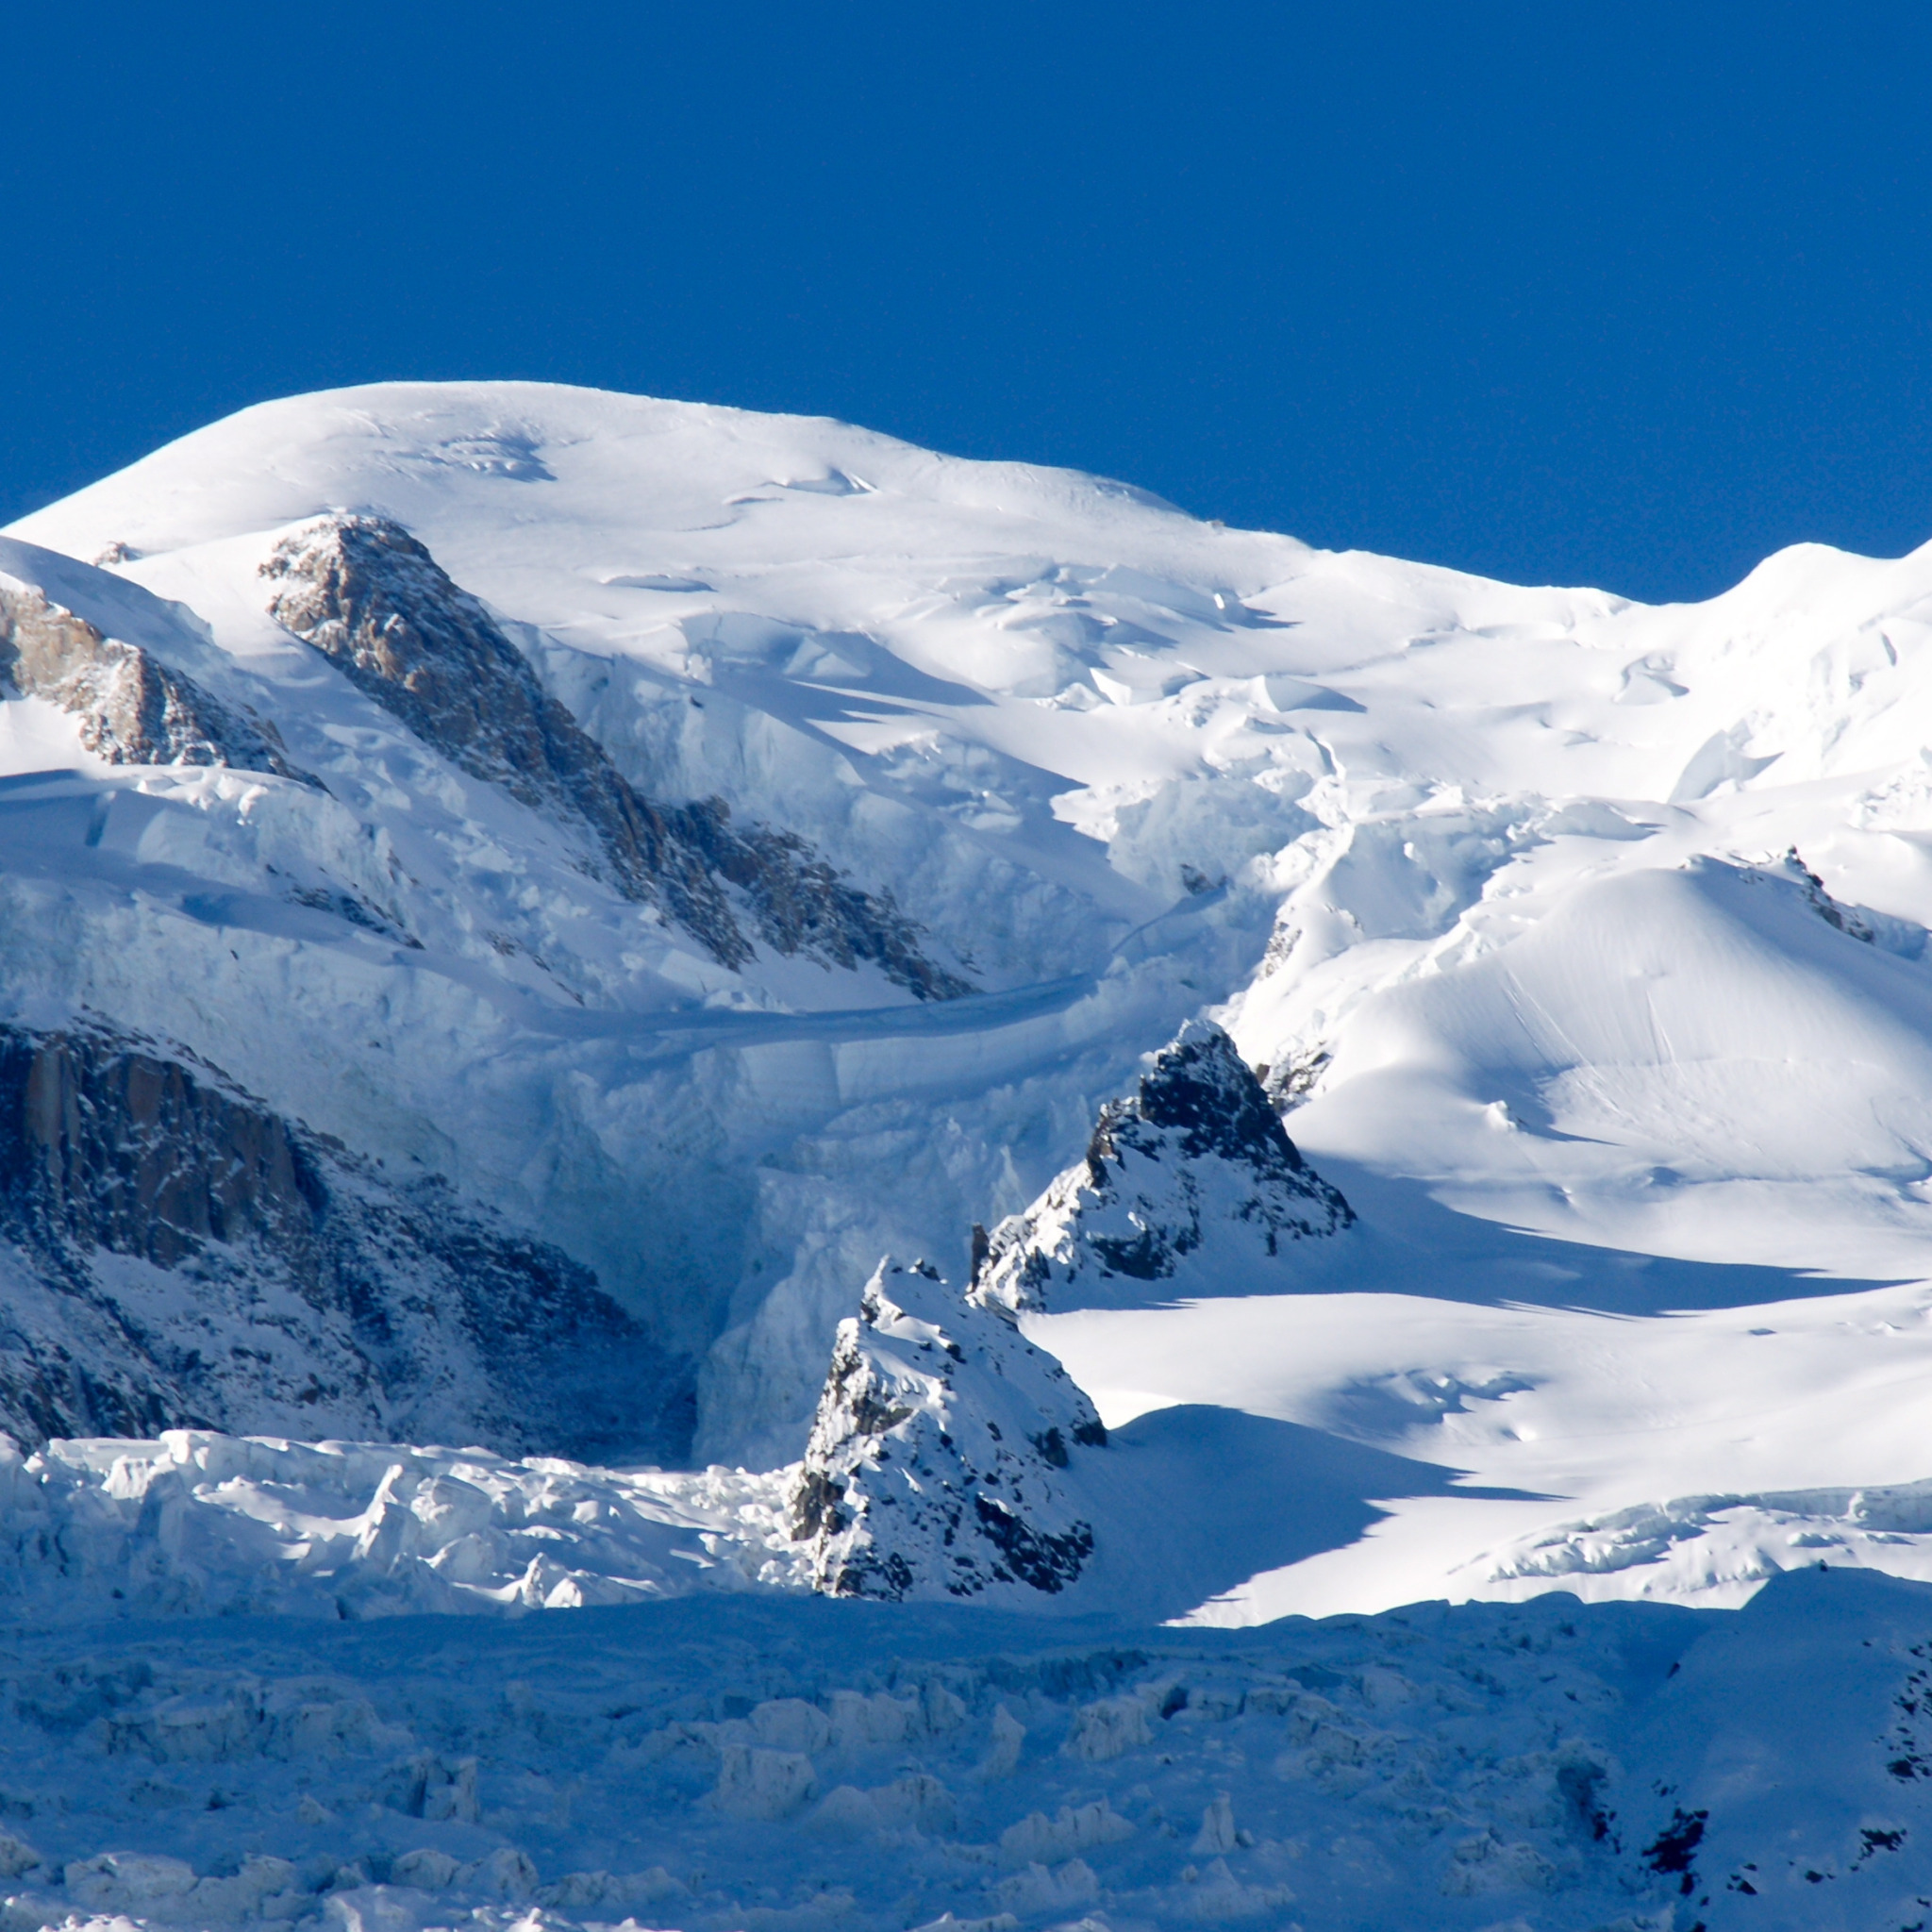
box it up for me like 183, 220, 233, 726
790, 1258, 1107, 1601
261, 513, 968, 996
0, 1017, 653, 1457
974, 1020, 1353, 1312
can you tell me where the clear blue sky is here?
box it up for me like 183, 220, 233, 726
7, 3, 1930, 603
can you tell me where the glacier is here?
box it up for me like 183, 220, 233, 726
2, 379, 1932, 1924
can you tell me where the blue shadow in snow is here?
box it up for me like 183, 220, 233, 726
1045, 1155, 1911, 1320
1079, 1403, 1551, 1624
1305, 1158, 1913, 1316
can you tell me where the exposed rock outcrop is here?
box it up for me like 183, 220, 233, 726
0, 575, 301, 778
974, 1019, 1353, 1311
0, 1017, 655, 1458
1762, 846, 1876, 942
262, 516, 970, 997
789, 1258, 1105, 1602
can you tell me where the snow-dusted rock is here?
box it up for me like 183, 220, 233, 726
973, 1019, 1352, 1311
0, 1014, 648, 1457
263, 513, 968, 997
0, 559, 299, 781
789, 1257, 1106, 1601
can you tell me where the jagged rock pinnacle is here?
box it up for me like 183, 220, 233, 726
789, 1257, 1105, 1603
974, 1018, 1353, 1311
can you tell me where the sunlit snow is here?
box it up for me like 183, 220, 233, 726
6, 383, 1932, 1926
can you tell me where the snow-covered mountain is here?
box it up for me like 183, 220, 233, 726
10, 378, 1932, 1624
16, 380, 1932, 1932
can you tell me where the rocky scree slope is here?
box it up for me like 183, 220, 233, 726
789, 1257, 1108, 1602
974, 1018, 1354, 1312
263, 515, 970, 997
0, 1017, 650, 1457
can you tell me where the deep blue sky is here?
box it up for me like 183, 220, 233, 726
6, 3, 1930, 603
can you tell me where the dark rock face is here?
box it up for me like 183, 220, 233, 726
1258, 1045, 1332, 1112
1108, 1017, 1314, 1174
789, 1258, 1104, 1603
975, 1019, 1354, 1310
0, 580, 302, 778
262, 516, 971, 998
0, 1018, 657, 1458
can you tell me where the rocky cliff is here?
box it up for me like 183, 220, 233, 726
0, 574, 300, 778
262, 516, 970, 997
0, 1018, 655, 1457
973, 1019, 1354, 1312
788, 1257, 1106, 1602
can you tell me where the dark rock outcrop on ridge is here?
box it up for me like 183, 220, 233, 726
262, 515, 971, 998
0, 578, 303, 779
974, 1018, 1354, 1311
789, 1257, 1106, 1603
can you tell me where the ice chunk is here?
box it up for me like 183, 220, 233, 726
709, 1744, 819, 1821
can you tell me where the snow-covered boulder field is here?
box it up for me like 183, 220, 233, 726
11, 378, 1932, 1923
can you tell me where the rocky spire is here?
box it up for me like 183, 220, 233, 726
789, 1257, 1106, 1603
974, 1018, 1353, 1312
